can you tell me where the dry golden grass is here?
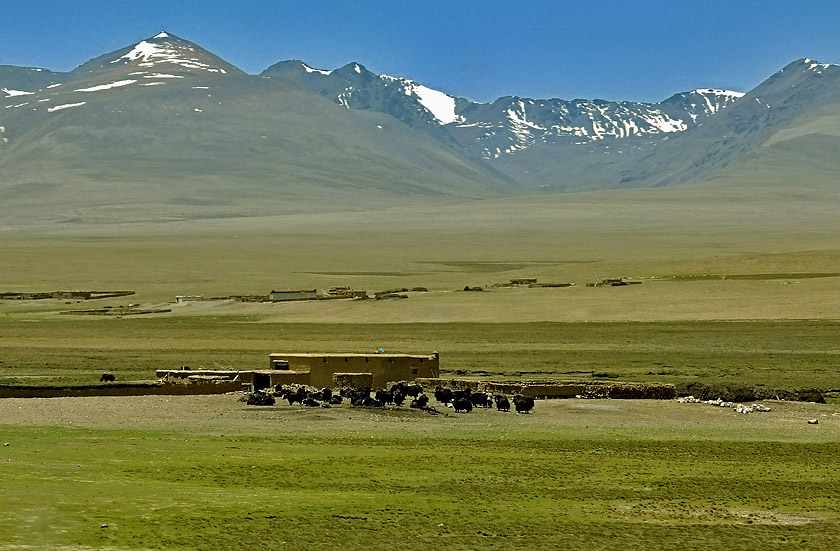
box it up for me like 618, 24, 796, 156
2, 197, 839, 322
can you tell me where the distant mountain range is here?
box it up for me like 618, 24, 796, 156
2, 31, 839, 226
265, 59, 742, 158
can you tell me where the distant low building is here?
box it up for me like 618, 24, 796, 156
325, 286, 368, 299
509, 278, 538, 286
586, 278, 642, 287
175, 294, 204, 303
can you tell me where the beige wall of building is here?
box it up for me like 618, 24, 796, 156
268, 353, 439, 388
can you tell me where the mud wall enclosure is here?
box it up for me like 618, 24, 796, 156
418, 378, 676, 400
0, 381, 241, 399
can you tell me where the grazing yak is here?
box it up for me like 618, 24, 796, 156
310, 387, 332, 402
453, 397, 473, 413
409, 393, 429, 409
434, 386, 454, 405
100, 373, 116, 383
403, 383, 423, 398
246, 391, 276, 406
374, 389, 394, 405
512, 395, 535, 414
494, 395, 511, 412
470, 392, 492, 408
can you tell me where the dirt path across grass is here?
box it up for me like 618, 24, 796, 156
1, 393, 837, 442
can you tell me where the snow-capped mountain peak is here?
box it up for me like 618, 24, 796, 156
109, 31, 229, 74
261, 60, 464, 127
267, 57, 748, 156
380, 74, 462, 125
68, 32, 243, 79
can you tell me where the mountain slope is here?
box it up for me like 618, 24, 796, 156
2, 33, 839, 229
610, 58, 840, 188
0, 33, 513, 226
262, 60, 463, 148
1, 66, 68, 97
490, 58, 840, 192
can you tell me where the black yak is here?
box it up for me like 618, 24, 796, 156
494, 395, 511, 412
513, 395, 535, 413
453, 397, 473, 413
470, 392, 492, 408
409, 394, 429, 409
434, 386, 454, 405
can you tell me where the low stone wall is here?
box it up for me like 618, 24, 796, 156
156, 369, 247, 382
418, 378, 485, 391
584, 380, 676, 400
0, 381, 242, 399
520, 384, 586, 399
417, 378, 675, 400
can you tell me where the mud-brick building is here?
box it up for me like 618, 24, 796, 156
267, 352, 440, 388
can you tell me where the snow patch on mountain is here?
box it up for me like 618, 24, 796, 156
380, 74, 461, 124
644, 111, 687, 132
2, 88, 34, 97
506, 102, 546, 131
48, 102, 86, 112
688, 89, 745, 114
76, 80, 137, 92
302, 63, 332, 76
695, 88, 745, 98
412, 84, 460, 124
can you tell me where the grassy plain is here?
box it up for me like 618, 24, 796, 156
2, 187, 840, 548
2, 396, 840, 550
0, 319, 839, 390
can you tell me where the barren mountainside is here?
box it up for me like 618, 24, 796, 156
2, 32, 839, 227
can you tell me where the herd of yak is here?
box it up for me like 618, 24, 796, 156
246, 381, 536, 414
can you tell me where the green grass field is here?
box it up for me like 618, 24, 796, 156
0, 318, 839, 390
3, 409, 839, 550
2, 190, 840, 549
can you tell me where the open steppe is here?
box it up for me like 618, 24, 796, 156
2, 186, 840, 548
3, 184, 840, 315
1, 395, 839, 550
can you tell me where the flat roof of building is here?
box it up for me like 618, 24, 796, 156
269, 352, 437, 359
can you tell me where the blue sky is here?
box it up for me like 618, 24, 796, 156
2, 1, 840, 103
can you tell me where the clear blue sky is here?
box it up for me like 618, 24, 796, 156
2, 1, 839, 103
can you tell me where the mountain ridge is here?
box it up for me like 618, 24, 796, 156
0, 32, 515, 226
2, 32, 839, 228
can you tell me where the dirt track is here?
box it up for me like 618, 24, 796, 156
1, 393, 837, 441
